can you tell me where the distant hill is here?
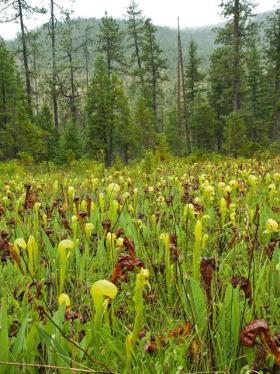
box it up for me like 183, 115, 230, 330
5, 11, 272, 81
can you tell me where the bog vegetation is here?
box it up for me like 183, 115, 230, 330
0, 156, 279, 373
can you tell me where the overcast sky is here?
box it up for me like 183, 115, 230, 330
0, 0, 278, 40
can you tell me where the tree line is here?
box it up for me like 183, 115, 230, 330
0, 0, 280, 165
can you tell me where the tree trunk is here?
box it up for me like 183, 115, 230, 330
32, 47, 39, 115
147, 27, 157, 122
271, 27, 280, 139
176, 20, 181, 143
132, 15, 144, 85
68, 52, 77, 124
233, 0, 241, 112
50, 0, 59, 130
18, 0, 32, 114
178, 18, 191, 154
1, 71, 7, 126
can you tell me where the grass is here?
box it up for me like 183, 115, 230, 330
0, 156, 279, 373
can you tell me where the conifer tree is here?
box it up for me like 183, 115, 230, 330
192, 104, 216, 151
59, 13, 81, 124
0, 0, 46, 114
186, 39, 204, 104
265, 7, 280, 141
96, 12, 125, 77
208, 47, 232, 150
245, 22, 267, 144
141, 18, 167, 126
86, 57, 132, 166
126, 0, 145, 84
217, 0, 255, 112
134, 94, 156, 153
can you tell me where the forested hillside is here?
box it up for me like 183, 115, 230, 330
7, 11, 272, 74
0, 0, 279, 165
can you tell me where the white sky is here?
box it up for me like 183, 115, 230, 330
0, 0, 278, 40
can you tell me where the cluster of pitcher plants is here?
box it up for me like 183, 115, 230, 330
0, 157, 279, 373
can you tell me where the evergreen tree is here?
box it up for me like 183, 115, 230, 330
245, 22, 267, 144
185, 39, 204, 150
177, 18, 191, 154
165, 106, 185, 155
0, 40, 46, 160
96, 12, 125, 77
34, 104, 59, 162
86, 57, 132, 166
58, 122, 83, 164
27, 31, 41, 115
134, 94, 157, 153
186, 39, 204, 104
1, 0, 46, 113
141, 18, 167, 126
126, 0, 145, 85
223, 112, 248, 156
217, 0, 255, 112
192, 103, 216, 151
265, 7, 280, 141
0, 39, 24, 130
58, 13, 82, 124
208, 47, 233, 150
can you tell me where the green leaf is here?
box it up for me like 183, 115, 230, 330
11, 314, 29, 359
0, 297, 9, 374
37, 326, 70, 365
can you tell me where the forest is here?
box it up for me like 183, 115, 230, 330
0, 0, 280, 165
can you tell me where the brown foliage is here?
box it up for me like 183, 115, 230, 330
240, 320, 280, 365
231, 276, 252, 304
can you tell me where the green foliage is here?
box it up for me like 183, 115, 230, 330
125, 0, 146, 83
265, 8, 280, 140
186, 39, 204, 104
1, 4, 280, 162
192, 103, 217, 151
141, 18, 167, 123
0, 157, 279, 372
223, 112, 248, 156
133, 94, 156, 154
96, 12, 125, 74
58, 122, 83, 164
86, 57, 133, 165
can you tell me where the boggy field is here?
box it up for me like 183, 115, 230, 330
0, 158, 280, 374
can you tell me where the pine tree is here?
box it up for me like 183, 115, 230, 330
165, 106, 185, 155
185, 39, 204, 151
245, 22, 267, 144
192, 103, 216, 151
1, 0, 46, 114
208, 47, 233, 150
217, 0, 255, 112
141, 18, 167, 126
134, 94, 156, 153
126, 0, 145, 85
0, 39, 24, 130
27, 31, 41, 115
58, 13, 82, 124
265, 7, 280, 141
58, 122, 83, 164
223, 111, 248, 156
96, 12, 125, 77
186, 39, 204, 104
86, 57, 132, 166
34, 104, 59, 162
177, 18, 191, 154
0, 41, 47, 160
